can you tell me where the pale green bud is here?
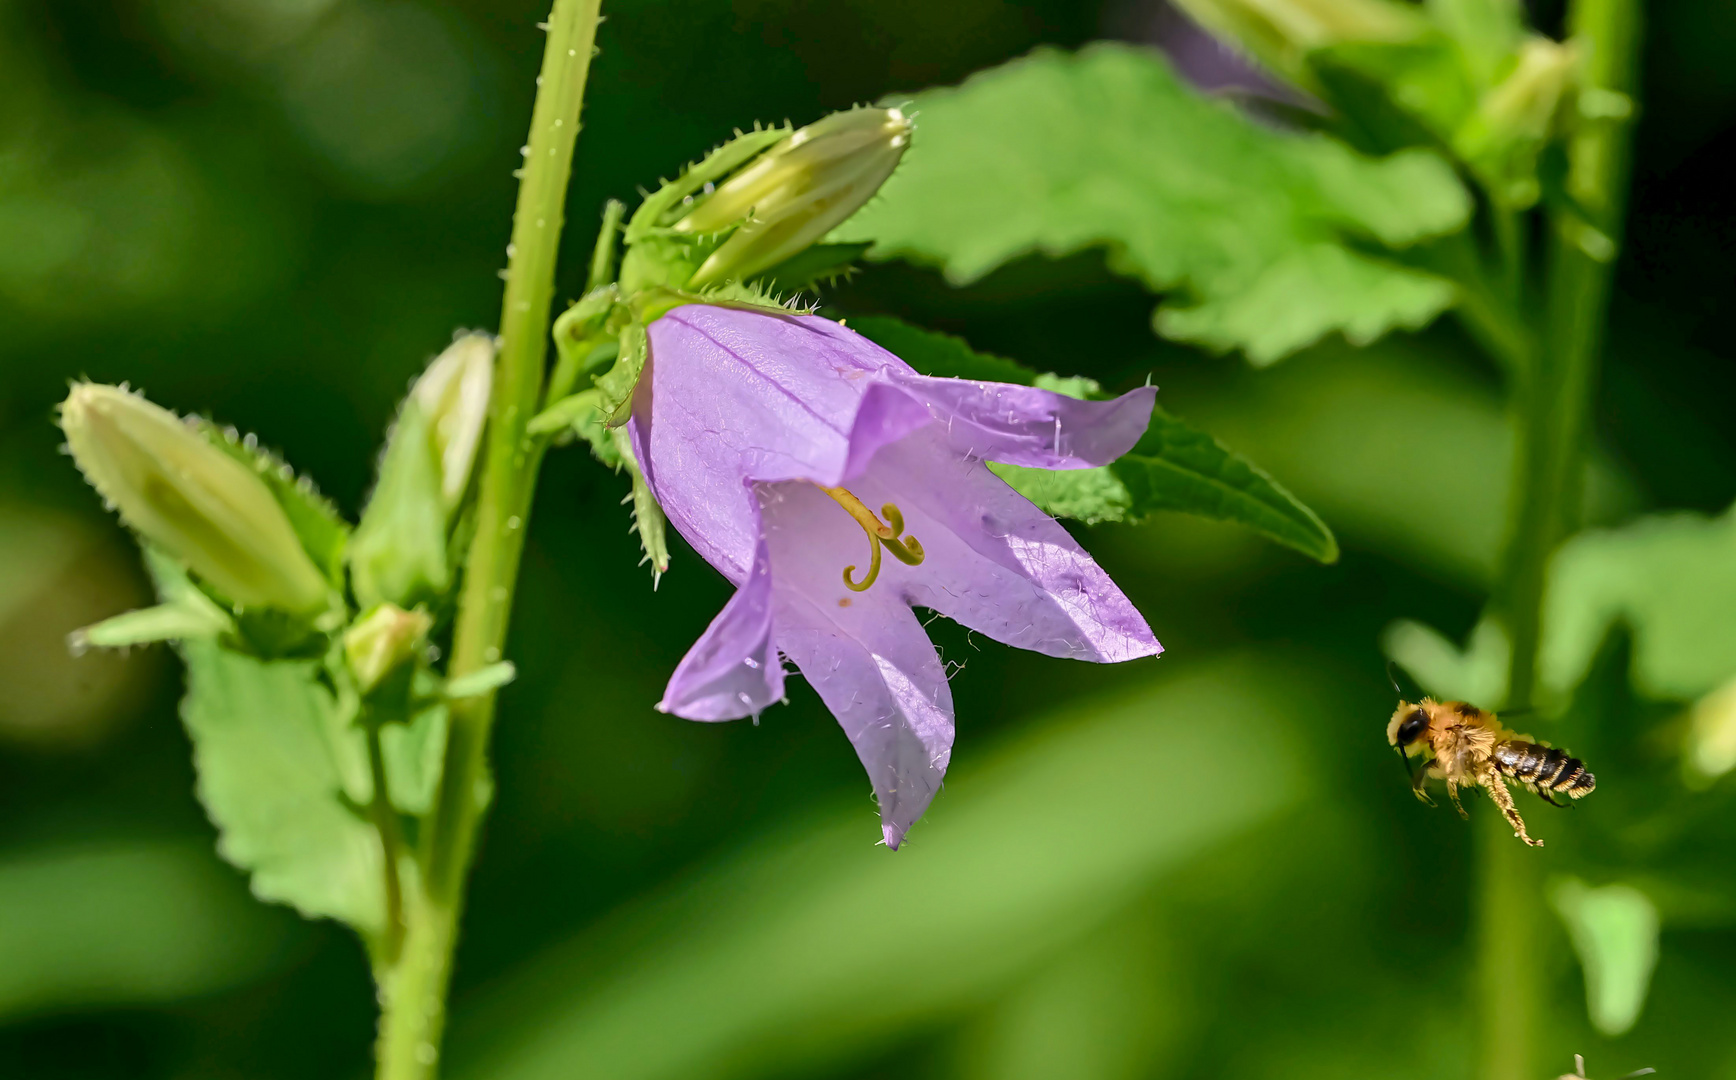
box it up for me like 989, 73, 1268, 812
343, 602, 433, 696
349, 334, 494, 610
1453, 37, 1578, 207
59, 383, 329, 614
675, 106, 912, 288
1170, 0, 1426, 88
411, 333, 494, 514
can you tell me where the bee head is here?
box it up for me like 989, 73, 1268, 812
1387, 702, 1433, 749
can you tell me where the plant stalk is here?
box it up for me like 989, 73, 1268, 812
1475, 1, 1640, 1077
375, 3, 604, 1077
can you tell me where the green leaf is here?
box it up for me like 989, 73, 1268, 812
1541, 501, 1736, 702
850, 316, 1338, 561
176, 615, 384, 933
847, 315, 1038, 385
1305, 38, 1479, 152
836, 44, 1470, 365
1382, 615, 1510, 704
1550, 877, 1660, 1037
380, 705, 448, 816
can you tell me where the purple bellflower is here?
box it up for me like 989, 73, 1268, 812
629, 305, 1162, 848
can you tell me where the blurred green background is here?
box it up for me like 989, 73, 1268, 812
3, 0, 1734, 1077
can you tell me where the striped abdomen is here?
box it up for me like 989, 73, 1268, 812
1492, 740, 1596, 798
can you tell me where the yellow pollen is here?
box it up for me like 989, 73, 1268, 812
818, 485, 925, 591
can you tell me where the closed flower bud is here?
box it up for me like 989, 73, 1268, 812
1453, 37, 1578, 207
350, 334, 495, 610
411, 333, 494, 514
58, 383, 329, 614
1169, 0, 1425, 88
343, 603, 433, 696
675, 107, 912, 287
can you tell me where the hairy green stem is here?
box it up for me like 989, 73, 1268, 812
1475, 2, 1640, 1078
375, 4, 603, 1077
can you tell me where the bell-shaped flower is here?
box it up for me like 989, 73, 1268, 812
629, 305, 1162, 848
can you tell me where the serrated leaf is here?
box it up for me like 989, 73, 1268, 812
174, 598, 384, 932
1541, 501, 1736, 702
1112, 410, 1339, 562
836, 44, 1470, 365
851, 316, 1337, 561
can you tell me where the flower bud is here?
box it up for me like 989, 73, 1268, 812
675, 107, 912, 288
1169, 0, 1426, 88
59, 383, 329, 614
411, 333, 494, 514
349, 335, 494, 610
343, 603, 433, 696
1453, 37, 1578, 207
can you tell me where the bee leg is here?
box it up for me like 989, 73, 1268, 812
1482, 771, 1542, 847
1539, 788, 1566, 808
1447, 782, 1469, 820
1410, 762, 1436, 806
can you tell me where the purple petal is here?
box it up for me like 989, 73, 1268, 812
760, 482, 954, 849
854, 428, 1162, 662
635, 307, 919, 576
868, 371, 1156, 470
656, 537, 784, 720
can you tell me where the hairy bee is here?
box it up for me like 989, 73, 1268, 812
1388, 696, 1595, 847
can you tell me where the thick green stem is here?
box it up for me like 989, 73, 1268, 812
1475, 2, 1639, 1078
374, 4, 603, 1078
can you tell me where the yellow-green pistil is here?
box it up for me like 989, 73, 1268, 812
819, 485, 925, 592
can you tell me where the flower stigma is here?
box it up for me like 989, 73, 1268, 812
817, 485, 925, 592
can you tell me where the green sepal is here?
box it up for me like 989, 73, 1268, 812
624, 125, 792, 244
597, 322, 648, 425
852, 316, 1339, 563
611, 426, 670, 583
348, 403, 449, 611
549, 285, 623, 403
534, 387, 670, 582
753, 242, 873, 293
72, 546, 237, 650
195, 421, 350, 593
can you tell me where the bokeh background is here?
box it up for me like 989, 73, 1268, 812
3, 0, 1734, 1077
